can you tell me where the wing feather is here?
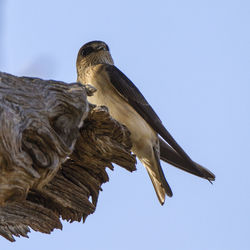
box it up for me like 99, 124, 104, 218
104, 64, 206, 178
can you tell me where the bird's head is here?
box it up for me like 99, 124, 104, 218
76, 41, 114, 73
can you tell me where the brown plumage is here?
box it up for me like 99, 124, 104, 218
76, 40, 215, 204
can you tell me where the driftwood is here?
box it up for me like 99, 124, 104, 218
0, 72, 136, 241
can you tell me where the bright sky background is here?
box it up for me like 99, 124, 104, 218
1, 0, 249, 249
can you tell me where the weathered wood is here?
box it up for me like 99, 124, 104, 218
0, 201, 62, 242
0, 72, 136, 241
0, 72, 89, 206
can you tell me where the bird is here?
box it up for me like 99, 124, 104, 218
76, 40, 215, 205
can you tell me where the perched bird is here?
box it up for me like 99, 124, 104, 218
76, 41, 215, 205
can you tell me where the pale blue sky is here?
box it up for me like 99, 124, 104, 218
1, 0, 249, 249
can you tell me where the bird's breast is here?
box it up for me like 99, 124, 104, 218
85, 72, 157, 154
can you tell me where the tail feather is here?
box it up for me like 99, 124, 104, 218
142, 145, 173, 205
159, 138, 215, 181
152, 145, 173, 198
145, 168, 167, 205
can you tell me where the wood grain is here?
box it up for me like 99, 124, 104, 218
0, 72, 136, 241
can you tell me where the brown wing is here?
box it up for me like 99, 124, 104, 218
159, 138, 215, 181
104, 64, 207, 179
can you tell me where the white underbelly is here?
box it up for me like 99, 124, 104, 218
87, 86, 157, 153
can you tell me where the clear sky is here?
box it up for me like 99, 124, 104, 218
1, 0, 249, 249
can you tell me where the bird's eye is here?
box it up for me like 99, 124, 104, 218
81, 47, 94, 57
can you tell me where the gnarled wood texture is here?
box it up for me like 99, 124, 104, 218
0, 72, 136, 242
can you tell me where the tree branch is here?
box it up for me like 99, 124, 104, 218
0, 72, 136, 241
